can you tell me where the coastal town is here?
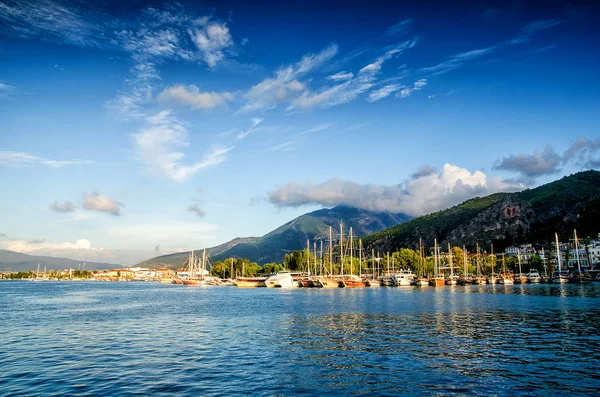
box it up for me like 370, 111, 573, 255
4, 231, 599, 286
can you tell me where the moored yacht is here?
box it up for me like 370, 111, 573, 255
526, 270, 542, 283
265, 272, 300, 288
234, 276, 268, 288
393, 270, 415, 286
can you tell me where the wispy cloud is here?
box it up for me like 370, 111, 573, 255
326, 71, 354, 81
427, 89, 461, 99
49, 200, 76, 213
188, 204, 206, 217
396, 78, 427, 99
0, 0, 108, 47
0, 151, 93, 167
563, 136, 600, 169
290, 39, 418, 110
367, 84, 402, 102
131, 110, 233, 182
238, 43, 339, 113
83, 192, 123, 216
157, 85, 233, 110
235, 118, 264, 140
299, 123, 334, 135
266, 140, 296, 152
386, 18, 414, 36
422, 46, 497, 76
0, 82, 19, 98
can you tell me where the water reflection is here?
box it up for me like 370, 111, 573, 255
1, 281, 599, 396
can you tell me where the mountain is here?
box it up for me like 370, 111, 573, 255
0, 250, 118, 272
140, 205, 412, 268
363, 170, 600, 253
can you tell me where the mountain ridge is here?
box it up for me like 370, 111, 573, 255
362, 170, 600, 253
0, 250, 119, 272
139, 205, 412, 268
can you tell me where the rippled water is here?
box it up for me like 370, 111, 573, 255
1, 282, 600, 396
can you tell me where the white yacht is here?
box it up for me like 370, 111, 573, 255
393, 270, 415, 286
265, 272, 300, 288
527, 270, 542, 283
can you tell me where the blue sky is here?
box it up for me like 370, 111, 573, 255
0, 0, 599, 265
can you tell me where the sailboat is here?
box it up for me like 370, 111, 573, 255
429, 239, 445, 286
413, 239, 429, 286
514, 250, 528, 284
489, 244, 498, 284
445, 244, 458, 285
318, 226, 339, 288
498, 254, 514, 285
474, 244, 487, 284
381, 251, 394, 286
339, 227, 366, 288
551, 233, 569, 283
365, 249, 381, 287
569, 229, 592, 284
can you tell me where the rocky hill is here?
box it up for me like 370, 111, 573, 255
363, 170, 600, 253
139, 205, 412, 268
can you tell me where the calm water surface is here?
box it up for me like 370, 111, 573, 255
1, 281, 600, 396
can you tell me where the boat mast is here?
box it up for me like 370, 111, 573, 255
306, 239, 310, 276
434, 239, 438, 277
340, 222, 344, 276
491, 244, 495, 276
202, 248, 206, 280
419, 238, 423, 278
448, 243, 453, 277
372, 249, 375, 279
476, 243, 481, 277
502, 253, 506, 275
359, 239, 363, 277
574, 229, 582, 273
517, 249, 522, 276
314, 242, 318, 276
555, 233, 562, 273
349, 227, 353, 276
463, 245, 467, 277
329, 226, 333, 276
320, 240, 323, 276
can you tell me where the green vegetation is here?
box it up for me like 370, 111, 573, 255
363, 170, 600, 254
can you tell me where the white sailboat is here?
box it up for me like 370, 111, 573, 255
551, 233, 569, 283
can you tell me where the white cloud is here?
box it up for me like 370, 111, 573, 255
326, 71, 354, 81
238, 44, 338, 113
0, 151, 93, 167
268, 163, 522, 217
189, 20, 233, 68
132, 110, 233, 182
83, 192, 123, 216
157, 84, 233, 110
